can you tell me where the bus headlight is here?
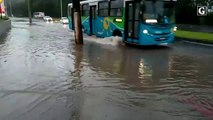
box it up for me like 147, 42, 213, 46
143, 29, 148, 34
173, 26, 177, 32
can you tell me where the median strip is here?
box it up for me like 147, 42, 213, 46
175, 30, 213, 44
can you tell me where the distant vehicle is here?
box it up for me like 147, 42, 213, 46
60, 17, 69, 24
33, 12, 45, 18
43, 16, 53, 22
1, 13, 6, 17
68, 0, 177, 46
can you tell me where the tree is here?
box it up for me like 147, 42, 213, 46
73, 0, 83, 44
175, 0, 199, 24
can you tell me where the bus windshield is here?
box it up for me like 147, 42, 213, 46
142, 1, 175, 25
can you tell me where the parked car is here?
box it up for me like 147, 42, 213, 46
43, 16, 53, 22
60, 17, 69, 24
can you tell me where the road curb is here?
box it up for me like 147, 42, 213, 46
175, 37, 213, 45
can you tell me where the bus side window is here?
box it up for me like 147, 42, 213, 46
82, 4, 89, 16
68, 6, 70, 17
70, 7, 73, 17
98, 1, 109, 17
110, 0, 123, 17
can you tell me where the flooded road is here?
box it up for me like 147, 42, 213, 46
0, 18, 213, 120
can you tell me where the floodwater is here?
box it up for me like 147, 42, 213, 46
0, 18, 213, 120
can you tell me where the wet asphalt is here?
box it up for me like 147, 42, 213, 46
0, 18, 213, 120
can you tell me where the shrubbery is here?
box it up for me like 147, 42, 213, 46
0, 15, 9, 21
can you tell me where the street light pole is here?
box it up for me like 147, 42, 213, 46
60, 0, 63, 18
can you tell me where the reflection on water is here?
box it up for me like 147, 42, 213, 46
0, 18, 213, 120
76, 41, 213, 120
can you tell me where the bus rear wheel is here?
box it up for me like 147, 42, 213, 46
113, 29, 122, 37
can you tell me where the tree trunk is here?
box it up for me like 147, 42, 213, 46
28, 0, 32, 24
73, 0, 83, 44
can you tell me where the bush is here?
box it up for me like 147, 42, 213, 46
205, 13, 213, 26
0, 15, 9, 20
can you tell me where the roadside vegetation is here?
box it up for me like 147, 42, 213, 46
0, 15, 9, 21
175, 30, 213, 43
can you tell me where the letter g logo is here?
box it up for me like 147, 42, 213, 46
197, 6, 207, 16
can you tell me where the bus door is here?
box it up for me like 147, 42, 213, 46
124, 1, 140, 43
90, 5, 96, 35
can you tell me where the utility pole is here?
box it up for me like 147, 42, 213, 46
27, 0, 32, 24
9, 0, 13, 16
60, 0, 63, 18
73, 0, 83, 44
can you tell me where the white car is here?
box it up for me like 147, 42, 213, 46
60, 17, 69, 24
33, 12, 45, 19
43, 16, 53, 22
1, 13, 6, 17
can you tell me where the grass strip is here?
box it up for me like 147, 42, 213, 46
175, 30, 213, 43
